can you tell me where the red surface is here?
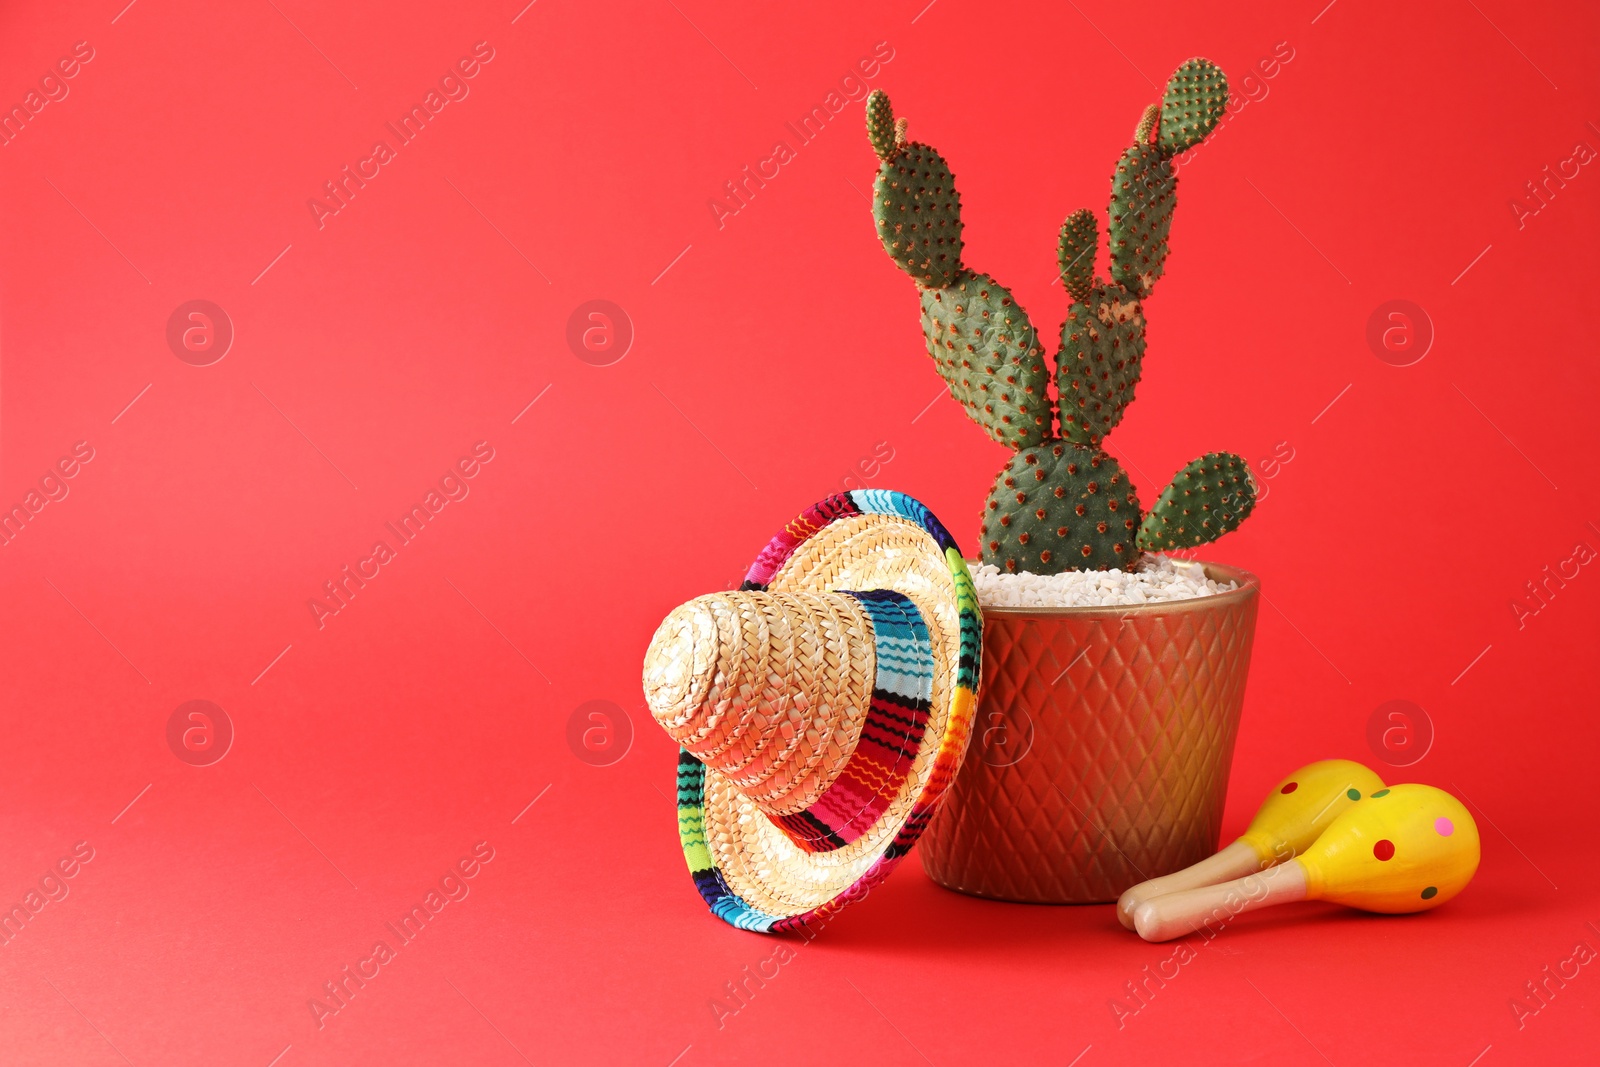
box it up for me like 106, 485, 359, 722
1, 1, 1597, 1064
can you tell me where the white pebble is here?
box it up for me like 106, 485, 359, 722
970, 554, 1237, 609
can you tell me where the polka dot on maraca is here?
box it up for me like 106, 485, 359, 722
1346, 788, 1362, 800
1372, 789, 1390, 798
1373, 839, 1395, 861
1435, 817, 1454, 836
1421, 886, 1438, 900
1281, 782, 1298, 794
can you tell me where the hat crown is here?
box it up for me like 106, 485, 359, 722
640, 599, 716, 730
643, 590, 875, 816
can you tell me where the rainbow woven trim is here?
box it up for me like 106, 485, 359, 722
676, 489, 982, 933
768, 590, 933, 853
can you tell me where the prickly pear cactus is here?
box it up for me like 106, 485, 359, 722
869, 97, 964, 289
920, 274, 1052, 450
1108, 145, 1175, 297
1158, 58, 1230, 154
867, 60, 1257, 575
866, 90, 898, 163
1056, 282, 1146, 446
980, 444, 1140, 572
1057, 208, 1098, 303
1138, 452, 1258, 551
1133, 103, 1160, 145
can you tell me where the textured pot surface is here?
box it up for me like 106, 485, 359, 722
919, 561, 1259, 904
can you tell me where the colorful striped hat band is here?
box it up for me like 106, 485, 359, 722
768, 590, 933, 852
642, 490, 981, 932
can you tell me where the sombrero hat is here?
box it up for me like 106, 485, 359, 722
642, 490, 981, 932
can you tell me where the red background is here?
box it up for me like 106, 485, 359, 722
1, 0, 1597, 1064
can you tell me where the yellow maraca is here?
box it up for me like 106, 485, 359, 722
1117, 759, 1386, 929
1133, 783, 1480, 942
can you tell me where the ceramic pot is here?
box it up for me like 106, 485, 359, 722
919, 560, 1260, 904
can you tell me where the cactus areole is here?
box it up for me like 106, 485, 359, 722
867, 58, 1257, 575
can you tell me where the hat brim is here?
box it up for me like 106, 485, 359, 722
675, 490, 981, 932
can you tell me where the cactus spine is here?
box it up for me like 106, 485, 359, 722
868, 58, 1256, 573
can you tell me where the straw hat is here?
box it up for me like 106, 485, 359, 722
642, 490, 981, 931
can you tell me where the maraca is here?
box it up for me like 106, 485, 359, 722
1133, 783, 1480, 942
1117, 759, 1386, 929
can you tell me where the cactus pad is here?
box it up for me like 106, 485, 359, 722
1137, 451, 1257, 551
1057, 208, 1099, 303
1158, 58, 1229, 156
1134, 103, 1160, 144
1056, 283, 1147, 445
866, 89, 898, 162
873, 139, 965, 288
1108, 145, 1176, 296
981, 443, 1141, 573
921, 274, 1051, 449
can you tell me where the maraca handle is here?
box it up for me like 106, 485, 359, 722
1133, 860, 1309, 943
1116, 840, 1266, 930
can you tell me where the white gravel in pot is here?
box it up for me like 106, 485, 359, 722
970, 554, 1237, 609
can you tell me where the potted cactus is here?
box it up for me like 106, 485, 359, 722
867, 59, 1264, 903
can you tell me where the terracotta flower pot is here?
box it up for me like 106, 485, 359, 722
919, 561, 1260, 904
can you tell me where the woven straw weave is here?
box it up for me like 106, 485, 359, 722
645, 590, 874, 816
